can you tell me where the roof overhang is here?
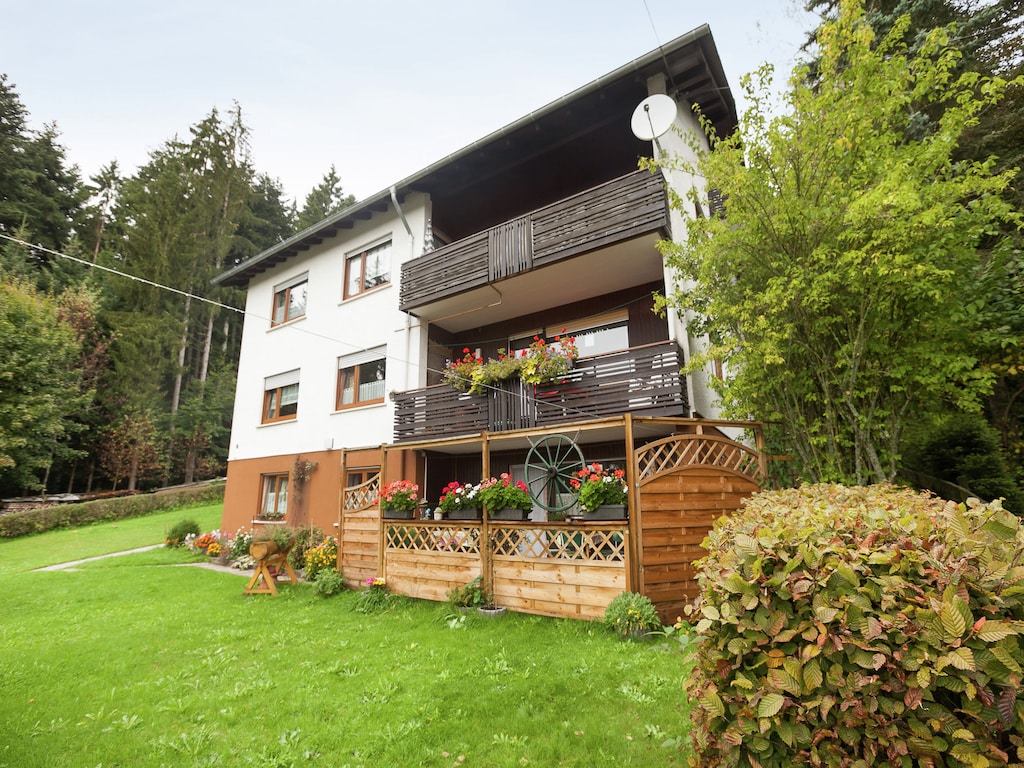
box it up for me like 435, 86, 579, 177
213, 25, 736, 289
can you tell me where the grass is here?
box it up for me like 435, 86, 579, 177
0, 507, 695, 767
0, 503, 223, 576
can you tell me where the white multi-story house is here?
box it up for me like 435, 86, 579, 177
214, 26, 764, 619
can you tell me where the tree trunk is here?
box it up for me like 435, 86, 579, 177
128, 444, 139, 491
171, 295, 191, 415
199, 310, 214, 386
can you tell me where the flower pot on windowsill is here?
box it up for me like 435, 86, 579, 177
447, 509, 482, 521
489, 507, 529, 521
583, 504, 626, 521
382, 508, 415, 520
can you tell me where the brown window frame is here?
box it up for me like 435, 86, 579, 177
343, 241, 391, 299
263, 381, 299, 423
259, 473, 289, 520
271, 278, 307, 326
336, 358, 386, 410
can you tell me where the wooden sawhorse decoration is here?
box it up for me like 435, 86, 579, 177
244, 542, 298, 596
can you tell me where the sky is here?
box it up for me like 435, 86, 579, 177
6, 0, 816, 206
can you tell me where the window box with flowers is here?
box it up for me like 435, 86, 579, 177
570, 463, 629, 520
378, 480, 419, 519
478, 473, 533, 520
438, 481, 483, 520
442, 334, 578, 395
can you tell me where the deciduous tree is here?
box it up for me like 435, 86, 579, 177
655, 0, 1021, 483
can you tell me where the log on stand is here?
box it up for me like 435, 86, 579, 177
244, 540, 298, 596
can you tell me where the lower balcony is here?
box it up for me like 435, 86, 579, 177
393, 342, 688, 442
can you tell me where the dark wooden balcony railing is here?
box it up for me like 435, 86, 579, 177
399, 169, 669, 312
392, 342, 688, 442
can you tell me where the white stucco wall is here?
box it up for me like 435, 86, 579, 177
645, 74, 725, 421
226, 193, 430, 462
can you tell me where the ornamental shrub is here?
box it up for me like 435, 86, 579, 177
687, 483, 1024, 767
603, 591, 661, 639
165, 518, 201, 547
313, 568, 345, 598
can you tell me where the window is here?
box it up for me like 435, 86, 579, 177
344, 241, 391, 298
508, 312, 630, 360
336, 347, 386, 409
271, 275, 308, 326
263, 370, 300, 423
260, 474, 289, 519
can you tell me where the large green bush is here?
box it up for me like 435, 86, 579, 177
688, 484, 1024, 767
0, 482, 224, 538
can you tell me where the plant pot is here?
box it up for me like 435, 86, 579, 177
477, 605, 507, 619
447, 509, 481, 521
382, 508, 414, 519
583, 504, 626, 521
489, 507, 528, 521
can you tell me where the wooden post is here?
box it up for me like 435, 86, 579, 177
378, 445, 388, 580
625, 413, 642, 595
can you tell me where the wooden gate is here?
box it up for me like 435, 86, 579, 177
634, 434, 763, 622
339, 474, 381, 588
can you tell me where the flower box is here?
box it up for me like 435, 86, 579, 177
583, 504, 626, 520
382, 508, 415, 520
446, 509, 481, 521
489, 507, 529, 521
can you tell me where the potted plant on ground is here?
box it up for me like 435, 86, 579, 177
379, 480, 419, 519
437, 481, 483, 520
570, 463, 628, 520
478, 473, 533, 521
446, 575, 488, 612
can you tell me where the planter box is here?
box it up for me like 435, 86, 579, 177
447, 509, 482, 521
489, 508, 529, 521
382, 509, 415, 520
583, 504, 626, 521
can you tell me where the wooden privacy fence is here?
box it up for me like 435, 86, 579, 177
382, 520, 630, 621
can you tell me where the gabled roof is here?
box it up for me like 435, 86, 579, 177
213, 24, 736, 288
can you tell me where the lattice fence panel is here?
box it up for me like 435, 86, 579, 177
344, 473, 380, 511
384, 523, 481, 554
490, 525, 626, 562
637, 435, 762, 483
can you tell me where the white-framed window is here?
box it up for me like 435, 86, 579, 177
271, 273, 308, 326
508, 311, 630, 359
263, 369, 300, 423
259, 473, 289, 519
344, 240, 391, 299
336, 347, 386, 409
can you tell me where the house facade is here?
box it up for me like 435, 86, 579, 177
214, 26, 764, 619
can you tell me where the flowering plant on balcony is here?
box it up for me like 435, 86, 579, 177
569, 463, 628, 512
378, 480, 419, 512
519, 334, 578, 386
442, 334, 578, 394
478, 473, 533, 512
437, 480, 482, 513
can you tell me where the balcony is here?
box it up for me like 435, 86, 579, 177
393, 342, 688, 442
399, 170, 670, 329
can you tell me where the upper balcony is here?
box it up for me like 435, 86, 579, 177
399, 170, 670, 332
392, 341, 688, 443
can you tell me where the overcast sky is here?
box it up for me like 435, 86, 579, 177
6, 0, 815, 205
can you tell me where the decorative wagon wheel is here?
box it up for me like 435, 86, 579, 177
524, 433, 585, 513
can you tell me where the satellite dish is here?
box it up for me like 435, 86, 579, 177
630, 94, 678, 141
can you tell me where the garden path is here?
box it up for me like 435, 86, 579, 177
34, 545, 250, 575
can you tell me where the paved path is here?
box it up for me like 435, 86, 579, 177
35, 545, 251, 576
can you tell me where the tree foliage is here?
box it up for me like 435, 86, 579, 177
654, 0, 1022, 484
295, 164, 354, 231
0, 278, 88, 493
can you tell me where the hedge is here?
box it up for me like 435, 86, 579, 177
688, 483, 1024, 767
0, 482, 225, 538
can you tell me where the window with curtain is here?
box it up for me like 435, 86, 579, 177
336, 347, 386, 409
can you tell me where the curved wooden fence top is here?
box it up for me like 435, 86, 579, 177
635, 433, 763, 486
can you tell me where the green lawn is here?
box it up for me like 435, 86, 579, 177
0, 506, 694, 767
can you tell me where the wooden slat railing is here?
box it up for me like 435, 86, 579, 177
399, 169, 668, 311
392, 342, 688, 442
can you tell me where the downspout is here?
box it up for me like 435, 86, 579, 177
391, 186, 417, 392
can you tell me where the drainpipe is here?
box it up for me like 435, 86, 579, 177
391, 186, 416, 391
